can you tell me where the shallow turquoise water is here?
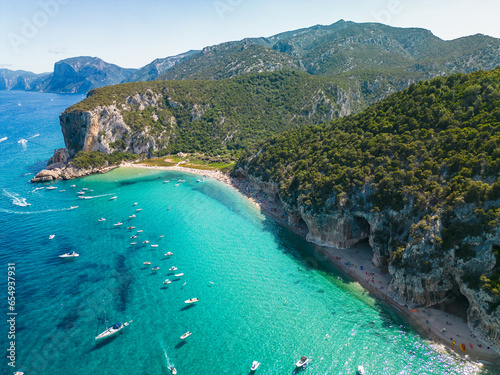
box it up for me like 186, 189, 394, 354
0, 91, 496, 374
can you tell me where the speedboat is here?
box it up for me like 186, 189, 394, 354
129, 214, 136, 218
357, 365, 365, 375
169, 266, 177, 271
70, 184, 76, 188
163, 180, 170, 183
180, 331, 192, 339
163, 279, 171, 284
82, 188, 88, 191
296, 356, 310, 368
160, 235, 165, 238
59, 189, 65, 192
69, 206, 78, 209
143, 261, 151, 265
174, 273, 184, 277
130, 242, 137, 245
184, 298, 199, 304
59, 252, 79, 258
131, 235, 138, 239
142, 240, 149, 244
136, 208, 143, 211
151, 244, 158, 247
251, 361, 260, 371
95, 322, 124, 341
114, 222, 123, 226
49, 234, 55, 240
77, 191, 85, 194
152, 266, 160, 271
127, 226, 135, 230
165, 252, 173, 256
174, 184, 179, 187
13, 372, 24, 375
98, 218, 106, 222
137, 230, 143, 233
110, 196, 117, 200
169, 366, 177, 375
178, 179, 185, 182
133, 202, 138, 206
46, 186, 57, 190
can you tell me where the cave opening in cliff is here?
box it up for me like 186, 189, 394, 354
435, 286, 470, 320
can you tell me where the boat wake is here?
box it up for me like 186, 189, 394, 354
3, 189, 30, 207
30, 187, 45, 193
0, 136, 7, 143
0, 207, 71, 215
159, 338, 173, 368
79, 193, 114, 200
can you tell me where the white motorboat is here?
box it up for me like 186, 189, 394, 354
129, 214, 136, 218
142, 240, 149, 244
165, 252, 173, 256
180, 331, 192, 339
163, 279, 172, 284
82, 188, 88, 191
151, 244, 158, 247
49, 234, 55, 240
169, 366, 177, 375
130, 242, 137, 245
46, 186, 57, 190
110, 196, 117, 200
136, 208, 143, 211
77, 191, 85, 194
357, 365, 365, 375
131, 235, 138, 239
133, 202, 138, 206
184, 298, 199, 304
59, 251, 79, 258
169, 266, 177, 271
95, 322, 124, 341
13, 371, 24, 375
59, 189, 65, 192
69, 206, 78, 209
127, 226, 135, 230
160, 235, 165, 238
296, 356, 310, 368
98, 218, 106, 222
114, 222, 123, 226
251, 361, 260, 371
143, 261, 151, 265
152, 266, 160, 271
178, 179, 185, 182
163, 180, 170, 183
174, 184, 179, 187
70, 184, 76, 188
174, 273, 184, 277
137, 230, 143, 233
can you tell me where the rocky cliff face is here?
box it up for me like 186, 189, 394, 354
235, 165, 500, 351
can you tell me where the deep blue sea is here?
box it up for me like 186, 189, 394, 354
0, 91, 496, 374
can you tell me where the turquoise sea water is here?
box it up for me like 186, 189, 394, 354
0, 91, 496, 374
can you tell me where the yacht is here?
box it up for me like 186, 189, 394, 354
163, 279, 172, 284
59, 252, 79, 258
180, 331, 192, 339
251, 361, 260, 371
95, 322, 125, 341
184, 298, 199, 304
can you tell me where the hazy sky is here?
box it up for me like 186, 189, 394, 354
1, 0, 500, 73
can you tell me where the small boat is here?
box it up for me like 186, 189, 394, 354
152, 266, 160, 271
180, 331, 192, 339
136, 208, 143, 211
143, 261, 151, 265
82, 188, 88, 191
59, 251, 79, 258
163, 279, 172, 284
151, 244, 158, 247
114, 222, 123, 226
130, 242, 137, 245
160, 235, 165, 238
46, 186, 57, 190
110, 196, 117, 200
127, 226, 135, 230
357, 365, 365, 375
59, 189, 65, 192
296, 356, 310, 368
133, 202, 138, 206
251, 361, 260, 371
184, 298, 199, 304
129, 214, 136, 218
137, 230, 143, 233
174, 273, 184, 277
49, 234, 55, 240
131, 235, 138, 239
165, 252, 173, 256
178, 179, 185, 182
77, 191, 85, 194
13, 372, 24, 375
70, 184, 76, 187
69, 206, 78, 209
174, 184, 179, 187
98, 218, 106, 222
142, 240, 149, 244
169, 266, 177, 271
95, 322, 124, 341
169, 366, 177, 375
163, 180, 170, 183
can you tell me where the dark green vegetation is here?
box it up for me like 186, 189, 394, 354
237, 67, 500, 294
71, 151, 137, 169
67, 70, 342, 155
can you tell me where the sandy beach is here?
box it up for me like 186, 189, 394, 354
128, 162, 500, 364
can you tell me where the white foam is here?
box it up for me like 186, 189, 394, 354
0, 137, 7, 143
3, 189, 30, 207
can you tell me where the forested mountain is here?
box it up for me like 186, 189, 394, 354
235, 67, 500, 347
